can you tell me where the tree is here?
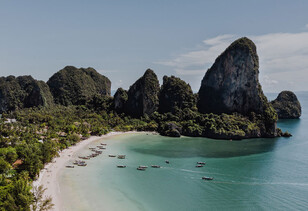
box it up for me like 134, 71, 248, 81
31, 185, 54, 211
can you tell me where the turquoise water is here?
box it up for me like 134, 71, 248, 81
59, 92, 308, 211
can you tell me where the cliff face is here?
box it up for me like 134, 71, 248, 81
114, 88, 128, 113
125, 69, 160, 117
197, 37, 278, 137
198, 37, 264, 114
159, 76, 196, 113
271, 91, 301, 119
47, 66, 111, 106
0, 75, 53, 113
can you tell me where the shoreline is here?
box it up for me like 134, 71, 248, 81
32, 131, 145, 211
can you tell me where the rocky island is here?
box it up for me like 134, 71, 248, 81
271, 91, 301, 119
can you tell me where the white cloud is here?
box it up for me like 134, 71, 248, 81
156, 32, 308, 91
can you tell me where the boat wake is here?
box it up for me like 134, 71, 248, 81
211, 181, 308, 186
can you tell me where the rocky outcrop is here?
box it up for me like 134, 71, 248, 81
47, 66, 111, 106
197, 37, 278, 137
0, 75, 54, 113
271, 91, 301, 119
159, 76, 196, 113
125, 69, 160, 117
159, 122, 182, 137
114, 88, 128, 113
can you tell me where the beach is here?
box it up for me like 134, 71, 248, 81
32, 131, 138, 211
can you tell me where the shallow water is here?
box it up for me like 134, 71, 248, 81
59, 92, 308, 211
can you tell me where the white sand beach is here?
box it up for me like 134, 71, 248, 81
32, 131, 138, 211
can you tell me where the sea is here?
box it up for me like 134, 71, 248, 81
58, 92, 308, 211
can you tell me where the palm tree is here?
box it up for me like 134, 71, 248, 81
31, 185, 54, 211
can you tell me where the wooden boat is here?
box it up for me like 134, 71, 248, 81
202, 177, 214, 180
73, 160, 85, 165
151, 165, 161, 168
117, 165, 126, 168
117, 155, 126, 159
165, 160, 170, 164
138, 165, 148, 168
109, 155, 116, 157
97, 146, 106, 149
66, 165, 74, 168
89, 147, 96, 150
137, 167, 146, 171
197, 162, 206, 165
101, 143, 107, 146
78, 156, 90, 160
91, 150, 102, 154
78, 163, 87, 167
196, 165, 203, 168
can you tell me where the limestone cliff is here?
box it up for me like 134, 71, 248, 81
114, 88, 128, 113
0, 75, 53, 113
159, 75, 196, 113
197, 37, 278, 137
125, 69, 160, 117
271, 91, 301, 119
47, 66, 111, 106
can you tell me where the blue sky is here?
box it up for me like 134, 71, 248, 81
1, 0, 308, 92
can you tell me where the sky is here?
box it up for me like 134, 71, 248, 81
1, 0, 308, 93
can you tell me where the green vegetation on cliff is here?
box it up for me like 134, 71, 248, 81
159, 75, 196, 114
47, 66, 111, 106
123, 69, 160, 117
271, 91, 301, 119
0, 76, 54, 113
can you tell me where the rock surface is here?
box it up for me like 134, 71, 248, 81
113, 88, 128, 113
47, 66, 111, 106
159, 75, 196, 113
125, 69, 160, 117
159, 122, 182, 137
0, 75, 53, 113
271, 91, 301, 119
197, 37, 278, 137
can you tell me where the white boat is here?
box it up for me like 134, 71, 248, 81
202, 176, 213, 180
137, 167, 146, 171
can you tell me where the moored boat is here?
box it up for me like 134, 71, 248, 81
151, 165, 161, 168
117, 165, 126, 168
197, 162, 206, 165
165, 160, 170, 164
138, 165, 148, 168
73, 160, 85, 165
202, 177, 214, 180
137, 167, 146, 171
66, 165, 74, 168
196, 165, 203, 168
118, 155, 126, 159
108, 155, 116, 157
